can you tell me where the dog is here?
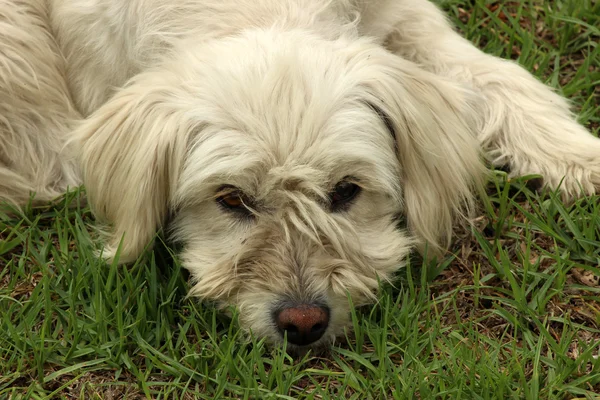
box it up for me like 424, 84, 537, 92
1, 0, 599, 350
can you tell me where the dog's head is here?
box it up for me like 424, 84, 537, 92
74, 29, 484, 350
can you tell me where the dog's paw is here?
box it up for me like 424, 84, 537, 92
508, 158, 600, 201
486, 107, 600, 202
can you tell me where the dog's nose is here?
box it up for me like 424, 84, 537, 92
275, 304, 329, 346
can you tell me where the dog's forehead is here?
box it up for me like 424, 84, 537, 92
177, 33, 400, 200
206, 65, 395, 168
187, 31, 383, 140
179, 103, 399, 203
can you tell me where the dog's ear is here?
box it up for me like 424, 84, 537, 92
72, 78, 195, 262
361, 52, 486, 256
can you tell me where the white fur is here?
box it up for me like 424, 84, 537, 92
1, 0, 597, 348
0, 0, 80, 204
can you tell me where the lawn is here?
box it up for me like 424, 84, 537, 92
1, 0, 600, 398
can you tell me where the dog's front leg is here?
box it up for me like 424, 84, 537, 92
360, 0, 600, 198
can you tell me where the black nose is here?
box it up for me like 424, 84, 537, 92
274, 303, 330, 346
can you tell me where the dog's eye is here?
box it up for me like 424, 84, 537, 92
329, 179, 361, 211
219, 192, 244, 208
216, 187, 252, 215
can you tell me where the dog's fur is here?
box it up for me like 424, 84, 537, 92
2, 0, 599, 349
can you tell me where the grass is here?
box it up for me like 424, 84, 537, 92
1, 0, 600, 398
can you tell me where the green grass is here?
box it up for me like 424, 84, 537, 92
2, 0, 600, 398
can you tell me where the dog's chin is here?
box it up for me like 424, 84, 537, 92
259, 327, 343, 356
282, 337, 336, 357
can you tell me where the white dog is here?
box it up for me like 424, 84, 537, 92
1, 0, 598, 349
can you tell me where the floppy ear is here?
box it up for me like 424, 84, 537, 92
72, 79, 195, 262
362, 52, 486, 256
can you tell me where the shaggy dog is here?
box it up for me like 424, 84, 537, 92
1, 0, 599, 349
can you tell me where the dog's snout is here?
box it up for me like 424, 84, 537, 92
274, 304, 329, 346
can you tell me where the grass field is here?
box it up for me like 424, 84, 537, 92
2, 0, 600, 398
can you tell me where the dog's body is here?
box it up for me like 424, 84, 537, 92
1, 0, 599, 349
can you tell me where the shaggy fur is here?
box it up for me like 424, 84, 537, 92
1, 0, 598, 349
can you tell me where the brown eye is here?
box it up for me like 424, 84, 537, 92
329, 179, 361, 211
218, 192, 244, 208
216, 186, 252, 216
